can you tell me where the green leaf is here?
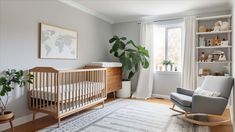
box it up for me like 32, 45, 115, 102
120, 37, 127, 40
109, 37, 116, 43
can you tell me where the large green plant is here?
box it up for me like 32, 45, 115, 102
0, 69, 33, 115
109, 36, 149, 80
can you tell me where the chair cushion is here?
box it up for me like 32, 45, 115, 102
170, 93, 192, 107
200, 76, 233, 98
194, 87, 221, 97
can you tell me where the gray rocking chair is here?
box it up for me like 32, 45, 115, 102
170, 76, 234, 126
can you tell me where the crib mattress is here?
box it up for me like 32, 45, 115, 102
31, 81, 104, 101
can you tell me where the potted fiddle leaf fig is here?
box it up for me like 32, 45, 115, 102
0, 69, 33, 121
109, 35, 149, 98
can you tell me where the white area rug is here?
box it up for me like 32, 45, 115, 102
40, 99, 210, 132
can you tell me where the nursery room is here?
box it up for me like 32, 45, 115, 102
0, 0, 235, 132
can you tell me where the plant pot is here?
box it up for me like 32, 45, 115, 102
116, 81, 131, 98
0, 111, 14, 121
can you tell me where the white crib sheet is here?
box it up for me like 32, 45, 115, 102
31, 81, 104, 101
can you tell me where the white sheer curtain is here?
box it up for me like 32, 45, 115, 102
181, 16, 196, 90
132, 23, 154, 99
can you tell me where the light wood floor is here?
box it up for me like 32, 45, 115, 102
3, 97, 233, 132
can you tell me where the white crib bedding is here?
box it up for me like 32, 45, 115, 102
31, 81, 104, 101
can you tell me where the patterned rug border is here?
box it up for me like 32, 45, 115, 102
40, 99, 210, 132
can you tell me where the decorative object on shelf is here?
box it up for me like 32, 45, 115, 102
40, 23, 78, 59
213, 71, 224, 76
198, 25, 207, 32
206, 39, 213, 46
0, 69, 33, 131
213, 21, 221, 32
219, 21, 230, 31
174, 66, 177, 71
223, 66, 230, 76
198, 68, 210, 76
207, 54, 214, 62
218, 52, 226, 61
199, 37, 205, 47
162, 60, 174, 71
198, 52, 208, 62
221, 38, 229, 46
212, 50, 224, 61
212, 36, 221, 46
206, 28, 213, 32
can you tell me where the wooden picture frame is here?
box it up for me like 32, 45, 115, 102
39, 23, 78, 59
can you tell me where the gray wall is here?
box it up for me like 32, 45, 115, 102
111, 22, 140, 91
232, 0, 235, 130
0, 0, 112, 118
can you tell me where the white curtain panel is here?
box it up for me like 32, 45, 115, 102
181, 16, 196, 90
132, 23, 154, 99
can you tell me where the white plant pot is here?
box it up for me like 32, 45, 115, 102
116, 81, 131, 98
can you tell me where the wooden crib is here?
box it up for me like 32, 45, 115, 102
28, 67, 107, 127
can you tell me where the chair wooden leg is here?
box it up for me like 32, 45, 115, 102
113, 92, 116, 99
32, 112, 36, 121
102, 100, 105, 108
58, 118, 61, 128
9, 119, 14, 132
169, 104, 185, 114
182, 113, 231, 126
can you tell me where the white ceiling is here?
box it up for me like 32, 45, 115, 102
60, 0, 232, 24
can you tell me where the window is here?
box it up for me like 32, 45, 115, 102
154, 23, 182, 71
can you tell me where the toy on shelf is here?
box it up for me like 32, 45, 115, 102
221, 38, 229, 46
206, 39, 213, 46
199, 25, 206, 32
199, 37, 205, 47
198, 52, 208, 62
198, 25, 213, 32
212, 36, 221, 46
213, 21, 221, 32
207, 54, 213, 62
219, 21, 230, 31
212, 50, 225, 61
213, 71, 224, 76
218, 52, 226, 61
199, 68, 210, 76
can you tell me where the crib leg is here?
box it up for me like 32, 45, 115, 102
32, 112, 36, 121
102, 100, 105, 108
58, 118, 61, 128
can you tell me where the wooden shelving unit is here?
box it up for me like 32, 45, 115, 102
195, 14, 232, 86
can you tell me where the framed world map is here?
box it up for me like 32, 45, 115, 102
40, 23, 78, 59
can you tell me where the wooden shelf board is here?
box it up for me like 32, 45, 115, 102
196, 46, 232, 49
196, 14, 232, 21
197, 61, 232, 64
196, 30, 232, 35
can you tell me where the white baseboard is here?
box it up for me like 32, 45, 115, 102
152, 94, 170, 99
0, 112, 47, 131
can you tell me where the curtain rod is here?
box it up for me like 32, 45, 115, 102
138, 17, 183, 24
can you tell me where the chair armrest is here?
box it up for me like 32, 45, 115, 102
192, 95, 228, 115
176, 88, 194, 96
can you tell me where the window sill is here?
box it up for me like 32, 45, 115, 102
155, 71, 181, 75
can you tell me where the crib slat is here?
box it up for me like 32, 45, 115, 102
46, 73, 49, 109
68, 72, 71, 110
42, 72, 45, 109
75, 72, 78, 108
61, 73, 64, 113
39, 72, 42, 109
65, 73, 68, 112
32, 72, 35, 109
50, 73, 53, 110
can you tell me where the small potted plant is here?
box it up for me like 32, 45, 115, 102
109, 36, 149, 98
162, 60, 174, 71
0, 69, 33, 122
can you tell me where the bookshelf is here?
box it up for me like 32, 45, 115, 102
195, 14, 232, 86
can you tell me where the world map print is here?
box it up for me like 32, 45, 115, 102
40, 24, 77, 59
